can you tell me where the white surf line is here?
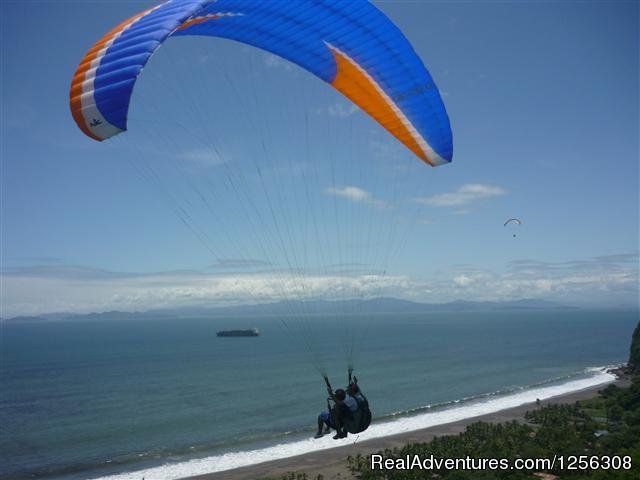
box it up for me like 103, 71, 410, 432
92, 368, 615, 480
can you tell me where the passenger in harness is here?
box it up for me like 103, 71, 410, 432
314, 375, 372, 439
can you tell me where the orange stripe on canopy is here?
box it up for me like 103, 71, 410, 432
329, 46, 433, 166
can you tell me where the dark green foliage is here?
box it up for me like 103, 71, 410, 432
629, 322, 640, 372
345, 378, 639, 480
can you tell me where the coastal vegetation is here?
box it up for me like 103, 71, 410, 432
628, 322, 640, 373
344, 378, 639, 479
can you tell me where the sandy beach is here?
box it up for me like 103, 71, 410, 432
185, 381, 620, 480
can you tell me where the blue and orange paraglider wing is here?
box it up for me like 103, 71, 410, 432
70, 0, 453, 166
69, 0, 210, 141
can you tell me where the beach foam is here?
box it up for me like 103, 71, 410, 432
91, 367, 615, 480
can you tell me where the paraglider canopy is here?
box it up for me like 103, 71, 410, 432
68, 1, 454, 417
504, 218, 522, 237
69, 0, 453, 167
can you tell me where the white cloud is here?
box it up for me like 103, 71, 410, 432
263, 53, 293, 71
313, 103, 359, 117
416, 183, 507, 207
325, 186, 368, 202
327, 103, 359, 117
453, 274, 473, 287
324, 185, 388, 209
0, 270, 409, 317
432, 254, 639, 306
369, 138, 405, 160
179, 148, 228, 168
2, 254, 637, 317
209, 259, 271, 270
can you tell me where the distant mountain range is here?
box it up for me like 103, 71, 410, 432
2, 297, 582, 323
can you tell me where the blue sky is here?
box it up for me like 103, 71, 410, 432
1, 0, 638, 316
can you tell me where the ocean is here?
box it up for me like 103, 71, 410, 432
2, 310, 637, 479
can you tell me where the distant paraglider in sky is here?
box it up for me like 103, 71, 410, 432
504, 218, 522, 237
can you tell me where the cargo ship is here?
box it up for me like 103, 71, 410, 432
216, 328, 260, 337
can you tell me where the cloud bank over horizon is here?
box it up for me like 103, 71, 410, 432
1, 253, 637, 317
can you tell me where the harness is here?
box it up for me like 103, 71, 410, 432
343, 392, 372, 434
323, 372, 372, 434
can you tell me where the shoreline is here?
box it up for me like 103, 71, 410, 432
185, 379, 622, 480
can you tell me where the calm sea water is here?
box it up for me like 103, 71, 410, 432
2, 310, 637, 479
